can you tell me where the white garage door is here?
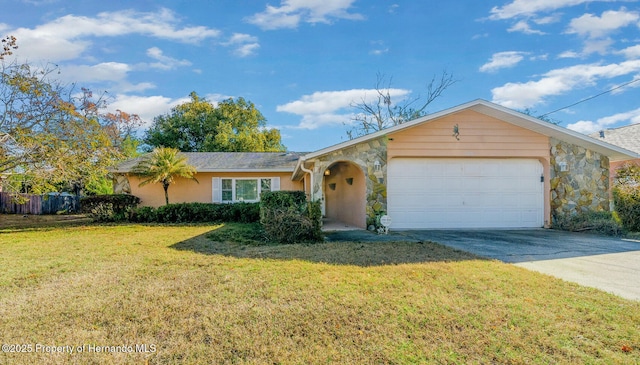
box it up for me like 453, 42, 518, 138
387, 158, 544, 229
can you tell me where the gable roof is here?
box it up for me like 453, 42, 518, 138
589, 124, 640, 155
113, 152, 305, 173
297, 99, 639, 163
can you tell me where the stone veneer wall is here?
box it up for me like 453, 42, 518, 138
311, 136, 388, 226
549, 137, 609, 223
113, 174, 132, 194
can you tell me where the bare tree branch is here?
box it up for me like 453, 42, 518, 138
346, 71, 457, 139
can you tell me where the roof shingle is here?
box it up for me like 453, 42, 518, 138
590, 124, 640, 154
113, 152, 306, 173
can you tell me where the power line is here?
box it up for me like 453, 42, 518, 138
538, 77, 640, 118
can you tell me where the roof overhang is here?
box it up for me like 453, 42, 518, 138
291, 99, 639, 179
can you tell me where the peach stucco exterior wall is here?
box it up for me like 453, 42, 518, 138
387, 110, 553, 227
127, 172, 303, 207
323, 161, 367, 228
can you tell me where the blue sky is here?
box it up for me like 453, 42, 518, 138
2, 0, 640, 152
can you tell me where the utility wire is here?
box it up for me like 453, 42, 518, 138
538, 77, 640, 118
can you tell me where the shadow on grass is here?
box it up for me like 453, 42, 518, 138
170, 223, 485, 267
0, 214, 93, 232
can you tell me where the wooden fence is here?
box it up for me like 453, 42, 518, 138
0, 192, 80, 215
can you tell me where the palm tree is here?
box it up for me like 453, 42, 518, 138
132, 147, 198, 205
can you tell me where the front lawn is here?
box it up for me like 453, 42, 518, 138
0, 222, 638, 364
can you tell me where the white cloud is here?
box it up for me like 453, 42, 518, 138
534, 14, 562, 25
489, 0, 608, 20
246, 0, 363, 30
508, 20, 545, 35
479, 51, 528, 73
530, 53, 549, 61
145, 47, 192, 70
581, 38, 614, 55
108, 94, 190, 128
292, 113, 356, 130
618, 44, 640, 59
491, 60, 640, 109
57, 62, 156, 93
567, 107, 640, 133
277, 88, 411, 129
234, 43, 260, 57
60, 62, 130, 83
559, 50, 580, 58
566, 8, 639, 39
370, 48, 389, 55
6, 8, 220, 62
221, 33, 260, 57
369, 41, 389, 55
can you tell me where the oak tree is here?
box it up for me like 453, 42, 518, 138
144, 92, 285, 152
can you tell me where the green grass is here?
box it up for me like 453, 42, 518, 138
0, 221, 639, 364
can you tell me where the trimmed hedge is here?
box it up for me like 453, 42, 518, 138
129, 202, 260, 224
81, 194, 141, 214
80, 194, 141, 222
260, 191, 322, 243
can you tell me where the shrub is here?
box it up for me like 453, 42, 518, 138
129, 202, 260, 224
81, 194, 140, 214
260, 191, 322, 243
613, 186, 640, 232
260, 190, 307, 210
553, 210, 623, 236
81, 194, 140, 222
130, 206, 157, 223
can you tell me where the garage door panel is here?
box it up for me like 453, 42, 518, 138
388, 158, 544, 229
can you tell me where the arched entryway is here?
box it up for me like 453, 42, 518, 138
323, 161, 366, 228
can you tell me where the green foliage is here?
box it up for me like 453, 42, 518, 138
614, 163, 640, 186
144, 92, 285, 152
129, 202, 260, 224
306, 199, 323, 241
1, 55, 142, 195
553, 210, 623, 236
83, 176, 114, 196
611, 163, 640, 232
613, 186, 640, 232
260, 191, 322, 243
132, 147, 198, 205
80, 194, 141, 222
260, 191, 307, 212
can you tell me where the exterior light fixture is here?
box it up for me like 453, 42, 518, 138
324, 169, 330, 176
373, 160, 384, 184
558, 162, 568, 172
373, 160, 381, 172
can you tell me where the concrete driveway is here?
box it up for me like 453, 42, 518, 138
398, 229, 640, 301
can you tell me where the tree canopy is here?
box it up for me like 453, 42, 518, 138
0, 37, 142, 195
144, 92, 285, 152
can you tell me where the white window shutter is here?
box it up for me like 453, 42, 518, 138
212, 177, 222, 203
272, 177, 280, 191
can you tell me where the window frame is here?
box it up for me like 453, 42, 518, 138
214, 177, 278, 203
